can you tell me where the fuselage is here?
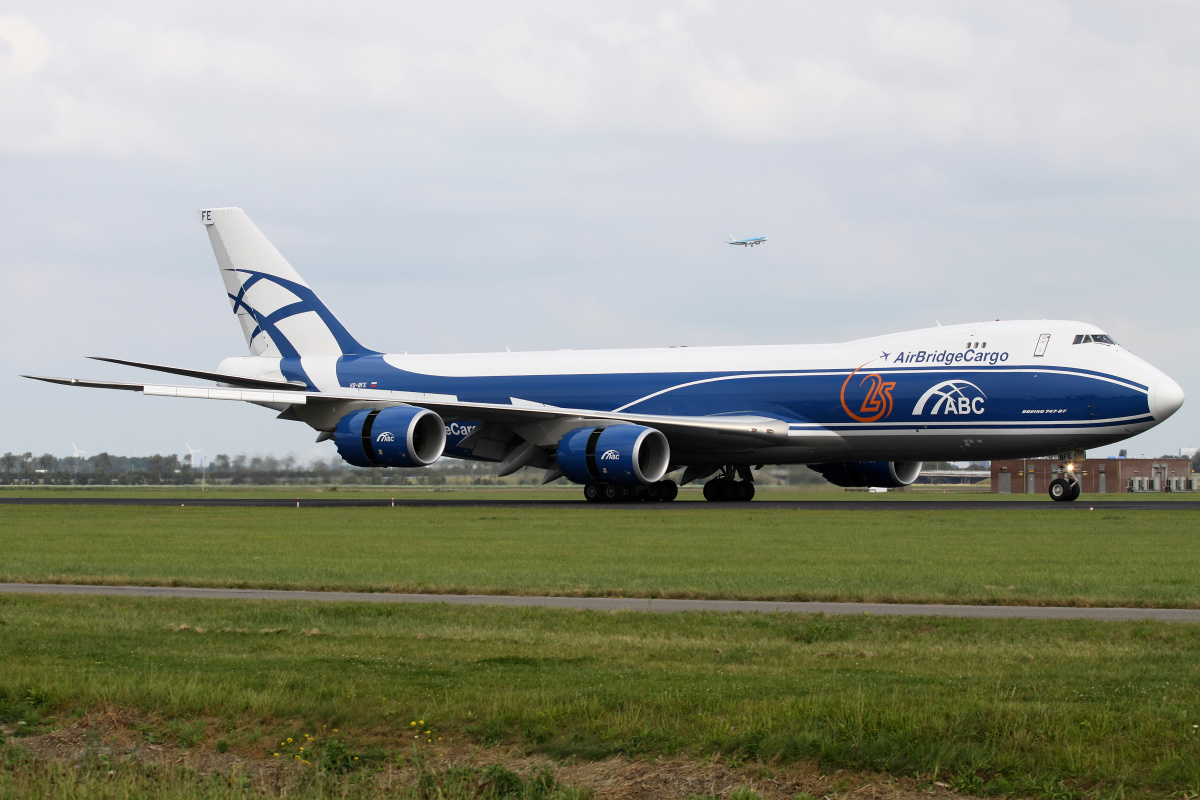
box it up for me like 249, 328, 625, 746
221, 319, 1184, 468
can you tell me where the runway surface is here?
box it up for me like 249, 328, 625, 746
2, 497, 1198, 510
3, 582, 1198, 622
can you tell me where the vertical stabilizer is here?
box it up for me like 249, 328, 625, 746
199, 208, 374, 357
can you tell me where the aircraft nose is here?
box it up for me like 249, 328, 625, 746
1150, 374, 1185, 420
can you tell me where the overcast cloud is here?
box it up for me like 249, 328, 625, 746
1, 0, 1197, 462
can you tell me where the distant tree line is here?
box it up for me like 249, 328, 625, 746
0, 451, 545, 486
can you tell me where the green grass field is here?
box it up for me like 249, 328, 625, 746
2, 594, 1200, 799
1, 505, 1199, 607
4, 502, 1200, 799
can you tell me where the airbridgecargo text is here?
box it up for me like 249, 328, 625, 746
893, 349, 1009, 365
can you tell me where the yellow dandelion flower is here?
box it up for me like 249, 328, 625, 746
410, 721, 417, 727
273, 753, 279, 757
287, 738, 293, 743
353, 757, 359, 761
419, 720, 424, 725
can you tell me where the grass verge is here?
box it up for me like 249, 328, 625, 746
2, 594, 1200, 799
2, 506, 1199, 607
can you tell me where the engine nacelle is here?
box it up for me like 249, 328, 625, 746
557, 425, 670, 486
809, 461, 922, 488
334, 406, 446, 468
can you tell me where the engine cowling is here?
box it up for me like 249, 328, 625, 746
809, 461, 922, 488
557, 425, 670, 486
334, 406, 446, 468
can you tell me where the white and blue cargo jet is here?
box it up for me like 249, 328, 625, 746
27, 208, 1184, 502
729, 235, 767, 247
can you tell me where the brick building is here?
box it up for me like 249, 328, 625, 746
991, 458, 1198, 494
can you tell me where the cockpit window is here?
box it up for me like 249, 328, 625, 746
1073, 333, 1117, 345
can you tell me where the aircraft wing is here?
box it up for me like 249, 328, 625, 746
22, 374, 796, 452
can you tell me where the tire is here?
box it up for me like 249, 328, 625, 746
603, 484, 620, 502
644, 483, 662, 502
720, 480, 741, 501
1068, 480, 1081, 501
617, 485, 633, 502
740, 482, 756, 501
703, 480, 721, 502
1048, 478, 1070, 501
660, 480, 679, 502
583, 484, 601, 503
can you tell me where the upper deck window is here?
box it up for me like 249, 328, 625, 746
1073, 333, 1118, 345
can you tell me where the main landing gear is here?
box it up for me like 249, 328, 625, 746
583, 480, 679, 503
703, 467, 756, 502
1048, 454, 1083, 502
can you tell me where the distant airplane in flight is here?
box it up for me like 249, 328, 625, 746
26, 208, 1184, 503
729, 235, 767, 247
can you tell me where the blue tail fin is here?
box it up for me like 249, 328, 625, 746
200, 207, 376, 357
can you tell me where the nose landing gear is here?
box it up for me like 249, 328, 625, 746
1048, 454, 1083, 502
1048, 477, 1081, 501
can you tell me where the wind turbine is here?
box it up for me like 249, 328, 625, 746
186, 443, 206, 491
71, 442, 87, 479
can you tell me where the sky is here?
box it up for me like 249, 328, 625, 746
1, 0, 1197, 463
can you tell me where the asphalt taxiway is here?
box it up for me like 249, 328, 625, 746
3, 582, 1198, 622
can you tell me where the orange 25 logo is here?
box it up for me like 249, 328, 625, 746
840, 365, 896, 422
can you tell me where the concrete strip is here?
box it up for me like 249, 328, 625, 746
2, 583, 1198, 622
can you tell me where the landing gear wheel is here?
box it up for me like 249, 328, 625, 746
1068, 480, 1081, 501
643, 483, 661, 502
1048, 478, 1072, 502
703, 478, 755, 501
584, 484, 601, 503
603, 484, 621, 502
659, 480, 678, 502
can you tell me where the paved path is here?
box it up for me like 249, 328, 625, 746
2, 497, 1197, 510
4, 583, 1198, 622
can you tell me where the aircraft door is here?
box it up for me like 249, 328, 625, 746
1034, 334, 1051, 357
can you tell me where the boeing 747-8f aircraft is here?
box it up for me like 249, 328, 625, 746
27, 208, 1184, 502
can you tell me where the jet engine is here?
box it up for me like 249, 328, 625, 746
557, 424, 670, 486
334, 406, 446, 468
809, 461, 923, 488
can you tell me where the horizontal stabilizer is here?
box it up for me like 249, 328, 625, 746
22, 375, 306, 405
88, 357, 306, 391
23, 375, 144, 392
